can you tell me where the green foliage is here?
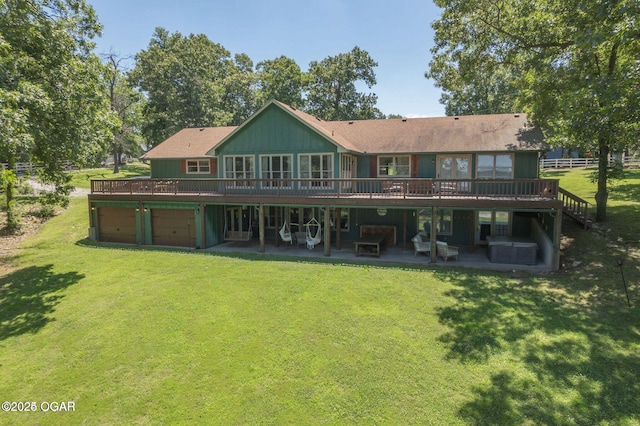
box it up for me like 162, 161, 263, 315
129, 28, 255, 147
0, 0, 114, 227
428, 0, 640, 221
256, 55, 307, 108
306, 46, 383, 120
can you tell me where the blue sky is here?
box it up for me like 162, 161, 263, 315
89, 0, 445, 118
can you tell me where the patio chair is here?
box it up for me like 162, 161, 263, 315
411, 233, 431, 257
436, 241, 459, 262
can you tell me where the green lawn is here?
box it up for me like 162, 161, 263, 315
1, 169, 639, 424
68, 163, 150, 189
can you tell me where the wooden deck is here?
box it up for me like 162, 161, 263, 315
90, 177, 561, 202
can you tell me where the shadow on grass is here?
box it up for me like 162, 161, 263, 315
434, 264, 640, 424
0, 265, 84, 340
75, 238, 431, 272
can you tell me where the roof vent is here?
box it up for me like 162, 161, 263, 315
200, 128, 205, 131
454, 117, 459, 120
514, 114, 520, 118
348, 121, 354, 124
402, 118, 407, 122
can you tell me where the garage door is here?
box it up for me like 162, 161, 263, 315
151, 209, 196, 247
97, 207, 137, 244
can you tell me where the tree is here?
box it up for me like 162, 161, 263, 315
428, 0, 640, 221
222, 52, 259, 125
256, 55, 306, 108
0, 0, 114, 229
306, 46, 383, 121
427, 61, 521, 116
103, 53, 144, 173
129, 28, 257, 147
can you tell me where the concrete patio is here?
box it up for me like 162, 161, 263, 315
203, 240, 551, 272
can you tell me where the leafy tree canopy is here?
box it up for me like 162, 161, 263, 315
0, 0, 114, 229
306, 46, 383, 121
427, 0, 640, 221
256, 55, 307, 109
129, 28, 257, 147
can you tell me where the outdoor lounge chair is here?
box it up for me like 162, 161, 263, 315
436, 241, 459, 262
411, 234, 431, 257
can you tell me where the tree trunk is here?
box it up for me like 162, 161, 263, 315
594, 137, 609, 222
4, 155, 18, 230
112, 142, 119, 174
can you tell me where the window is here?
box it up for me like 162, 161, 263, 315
378, 156, 410, 177
224, 155, 254, 178
417, 208, 453, 236
477, 154, 513, 179
299, 153, 332, 188
186, 159, 210, 174
261, 155, 292, 188
224, 155, 254, 188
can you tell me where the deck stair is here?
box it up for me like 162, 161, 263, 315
558, 187, 593, 229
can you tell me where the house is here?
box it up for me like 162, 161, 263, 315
88, 100, 567, 270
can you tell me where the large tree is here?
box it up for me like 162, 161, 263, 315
428, 0, 640, 221
306, 46, 383, 121
256, 55, 306, 109
103, 53, 144, 173
0, 0, 113, 229
129, 28, 256, 148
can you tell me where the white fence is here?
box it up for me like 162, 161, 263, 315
0, 161, 77, 175
540, 155, 639, 169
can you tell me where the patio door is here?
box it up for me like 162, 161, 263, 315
437, 155, 471, 192
341, 154, 356, 190
225, 206, 244, 233
475, 210, 510, 245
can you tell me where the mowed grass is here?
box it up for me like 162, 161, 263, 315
1, 169, 639, 424
68, 163, 151, 189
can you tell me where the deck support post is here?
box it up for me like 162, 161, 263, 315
259, 203, 265, 253
199, 201, 205, 249
324, 204, 331, 257
335, 207, 342, 251
430, 206, 437, 263
403, 209, 408, 251
552, 206, 562, 271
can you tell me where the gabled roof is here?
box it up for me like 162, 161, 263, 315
142, 126, 235, 159
143, 101, 546, 159
208, 100, 362, 155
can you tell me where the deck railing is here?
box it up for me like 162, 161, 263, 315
558, 188, 592, 229
91, 178, 559, 200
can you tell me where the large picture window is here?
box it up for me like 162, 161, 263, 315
186, 159, 210, 174
299, 153, 332, 188
477, 154, 513, 179
261, 155, 292, 188
378, 156, 410, 177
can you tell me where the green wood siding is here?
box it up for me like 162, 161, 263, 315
151, 159, 216, 179
514, 152, 540, 179
216, 106, 337, 155
215, 106, 340, 178
151, 159, 182, 179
